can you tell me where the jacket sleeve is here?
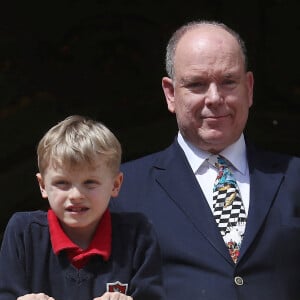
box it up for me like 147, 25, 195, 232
0, 213, 30, 299
129, 214, 166, 300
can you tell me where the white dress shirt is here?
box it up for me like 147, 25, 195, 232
177, 132, 250, 215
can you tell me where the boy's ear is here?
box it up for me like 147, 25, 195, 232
36, 173, 48, 198
111, 172, 123, 198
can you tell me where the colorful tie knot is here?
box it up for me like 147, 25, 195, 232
208, 155, 235, 187
208, 155, 231, 169
216, 155, 230, 168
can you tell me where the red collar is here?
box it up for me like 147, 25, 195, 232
48, 209, 111, 268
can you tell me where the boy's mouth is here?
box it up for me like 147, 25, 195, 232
66, 206, 89, 213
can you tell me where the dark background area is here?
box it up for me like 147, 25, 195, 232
1, 0, 299, 239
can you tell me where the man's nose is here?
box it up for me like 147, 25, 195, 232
205, 83, 222, 104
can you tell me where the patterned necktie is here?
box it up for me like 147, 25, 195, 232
210, 155, 247, 263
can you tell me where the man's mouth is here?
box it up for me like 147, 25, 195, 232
203, 114, 229, 120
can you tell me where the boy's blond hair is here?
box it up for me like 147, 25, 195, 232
37, 115, 122, 175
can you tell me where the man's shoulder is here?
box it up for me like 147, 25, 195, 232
122, 150, 166, 168
247, 142, 300, 172
121, 141, 180, 171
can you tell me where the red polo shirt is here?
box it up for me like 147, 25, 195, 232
48, 209, 111, 269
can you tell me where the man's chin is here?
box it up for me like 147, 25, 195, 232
196, 132, 229, 153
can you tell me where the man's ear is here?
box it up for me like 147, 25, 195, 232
246, 71, 254, 108
162, 77, 176, 113
111, 172, 123, 198
36, 173, 48, 199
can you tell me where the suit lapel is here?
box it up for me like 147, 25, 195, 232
237, 145, 285, 261
154, 141, 286, 264
154, 142, 233, 263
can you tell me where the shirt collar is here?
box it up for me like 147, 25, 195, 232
177, 132, 208, 173
48, 209, 111, 266
177, 132, 247, 175
220, 135, 247, 174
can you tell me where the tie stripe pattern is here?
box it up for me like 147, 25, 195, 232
210, 155, 247, 263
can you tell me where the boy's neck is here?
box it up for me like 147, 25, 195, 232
61, 221, 99, 250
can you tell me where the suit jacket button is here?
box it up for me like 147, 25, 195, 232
234, 276, 244, 286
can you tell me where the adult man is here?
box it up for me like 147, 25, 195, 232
110, 20, 300, 300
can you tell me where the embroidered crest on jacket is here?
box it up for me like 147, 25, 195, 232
106, 281, 128, 294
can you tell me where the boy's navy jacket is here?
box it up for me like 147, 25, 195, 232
0, 210, 165, 300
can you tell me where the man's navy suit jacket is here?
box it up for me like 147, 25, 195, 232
110, 140, 300, 300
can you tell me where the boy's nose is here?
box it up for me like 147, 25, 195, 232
69, 186, 83, 200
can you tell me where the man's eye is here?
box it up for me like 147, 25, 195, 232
222, 80, 237, 88
187, 82, 207, 91
190, 82, 205, 87
224, 80, 234, 84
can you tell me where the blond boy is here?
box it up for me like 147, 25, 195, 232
0, 115, 164, 300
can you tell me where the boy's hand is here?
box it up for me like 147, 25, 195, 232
94, 292, 133, 300
17, 293, 55, 300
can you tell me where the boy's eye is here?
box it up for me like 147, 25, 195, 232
84, 180, 99, 188
56, 180, 67, 185
54, 180, 70, 188
57, 181, 67, 185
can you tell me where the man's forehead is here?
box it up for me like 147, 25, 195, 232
179, 25, 231, 42
174, 32, 244, 77
175, 25, 241, 60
